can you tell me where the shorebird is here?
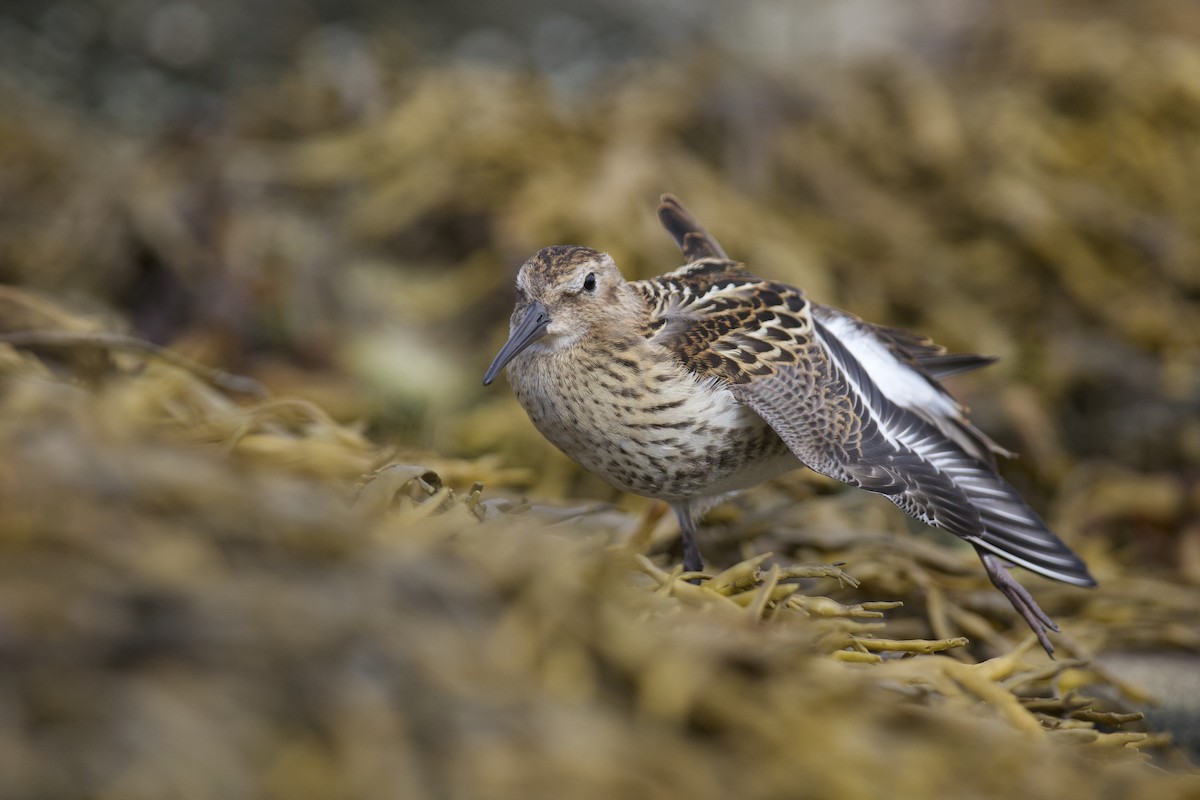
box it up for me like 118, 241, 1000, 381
483, 194, 1095, 656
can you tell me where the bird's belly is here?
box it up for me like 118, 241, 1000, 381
509, 357, 797, 501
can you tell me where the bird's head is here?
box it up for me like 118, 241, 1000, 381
483, 245, 626, 385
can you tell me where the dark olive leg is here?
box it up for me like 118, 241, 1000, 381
671, 502, 704, 575
977, 549, 1059, 658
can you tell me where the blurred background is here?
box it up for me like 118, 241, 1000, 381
1, 0, 1199, 794
2, 0, 1197, 488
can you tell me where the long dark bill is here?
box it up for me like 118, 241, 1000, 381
482, 301, 551, 386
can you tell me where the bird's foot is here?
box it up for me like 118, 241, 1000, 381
979, 551, 1060, 658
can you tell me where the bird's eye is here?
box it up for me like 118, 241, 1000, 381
582, 272, 597, 292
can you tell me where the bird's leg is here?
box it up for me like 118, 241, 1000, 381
977, 550, 1060, 658
670, 502, 704, 575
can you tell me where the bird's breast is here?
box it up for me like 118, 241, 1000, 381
506, 346, 796, 500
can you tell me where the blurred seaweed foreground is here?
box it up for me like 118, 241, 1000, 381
0, 295, 1195, 798
2, 0, 1200, 797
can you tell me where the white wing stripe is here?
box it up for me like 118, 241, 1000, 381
818, 311, 958, 417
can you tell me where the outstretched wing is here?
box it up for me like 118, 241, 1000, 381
637, 264, 1093, 588
800, 316, 1092, 586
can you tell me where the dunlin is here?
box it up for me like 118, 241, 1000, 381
484, 194, 1095, 656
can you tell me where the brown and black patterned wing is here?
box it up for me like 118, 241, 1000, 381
645, 275, 813, 386
643, 277, 923, 487
657, 197, 995, 375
